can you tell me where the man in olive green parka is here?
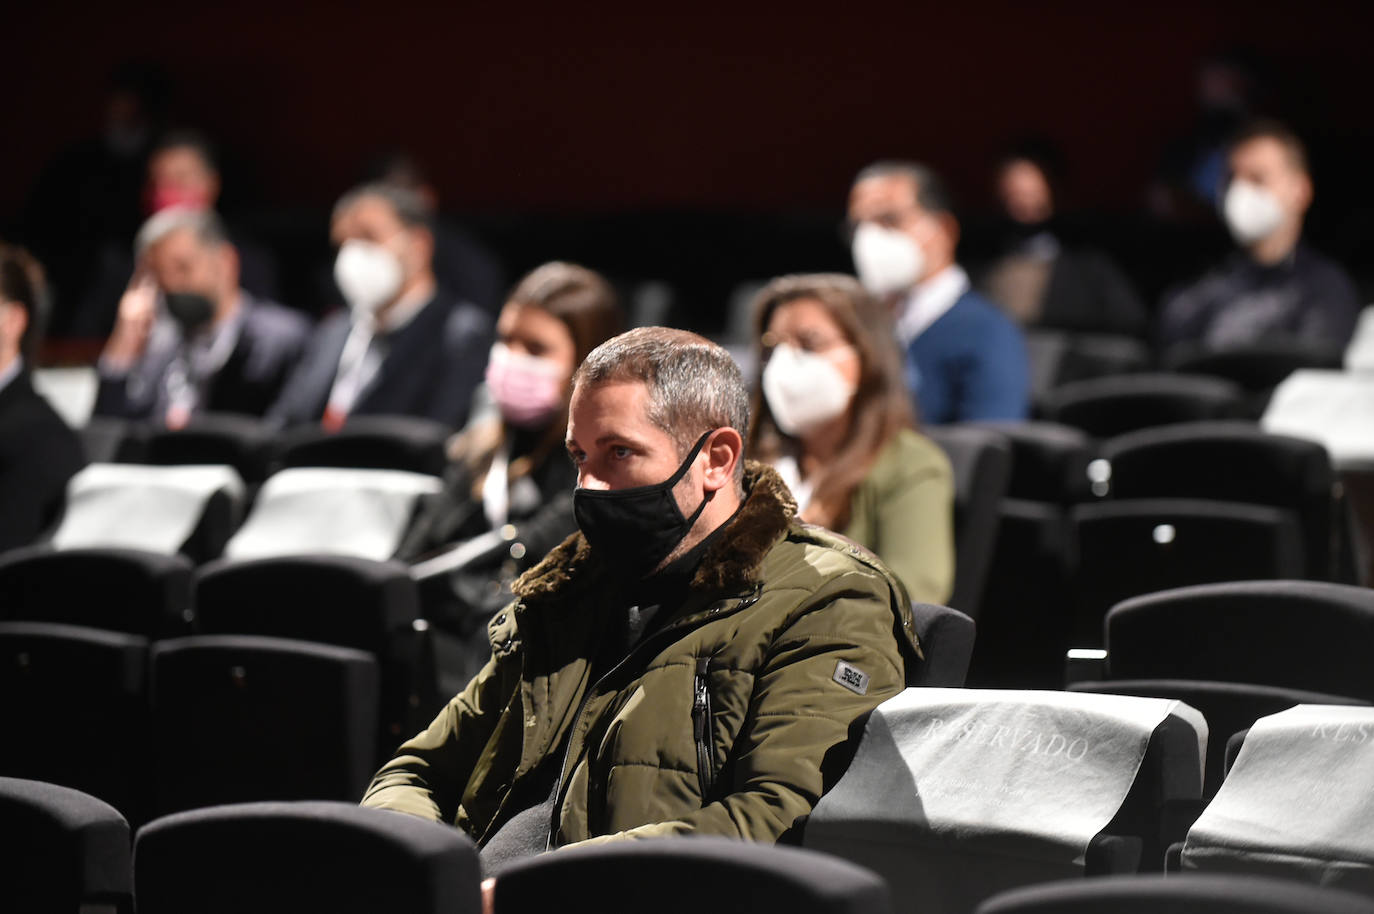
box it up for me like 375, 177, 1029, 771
362, 327, 921, 877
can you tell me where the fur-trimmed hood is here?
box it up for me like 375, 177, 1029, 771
512, 460, 798, 603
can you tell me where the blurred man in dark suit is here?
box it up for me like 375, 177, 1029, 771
0, 245, 86, 551
268, 184, 493, 431
1159, 121, 1362, 352
93, 208, 311, 427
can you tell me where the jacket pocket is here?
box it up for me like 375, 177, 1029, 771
692, 657, 716, 800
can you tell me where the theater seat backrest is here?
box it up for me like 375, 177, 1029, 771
50, 463, 245, 562
0, 777, 132, 914
805, 688, 1206, 914
223, 467, 442, 562
496, 836, 892, 914
1182, 705, 1374, 896
134, 801, 480, 914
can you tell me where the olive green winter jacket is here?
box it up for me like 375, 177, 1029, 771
361, 462, 922, 848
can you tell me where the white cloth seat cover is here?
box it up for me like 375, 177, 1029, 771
224, 467, 441, 562
1262, 370, 1374, 472
52, 463, 244, 554
805, 688, 1206, 914
1182, 704, 1374, 896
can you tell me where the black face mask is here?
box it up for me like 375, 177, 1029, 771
164, 291, 217, 336
573, 430, 714, 576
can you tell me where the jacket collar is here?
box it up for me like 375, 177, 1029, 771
512, 460, 797, 604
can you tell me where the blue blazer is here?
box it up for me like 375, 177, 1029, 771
905, 289, 1030, 424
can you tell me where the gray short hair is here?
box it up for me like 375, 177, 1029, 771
853, 160, 956, 216
133, 207, 231, 259
574, 327, 750, 482
332, 182, 433, 229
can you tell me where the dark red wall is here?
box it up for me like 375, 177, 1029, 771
8, 1, 1372, 216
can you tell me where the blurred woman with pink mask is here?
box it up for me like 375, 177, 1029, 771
401, 263, 621, 678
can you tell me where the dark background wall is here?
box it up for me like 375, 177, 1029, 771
7, 1, 1373, 332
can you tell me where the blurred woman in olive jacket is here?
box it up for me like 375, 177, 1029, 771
748, 273, 954, 604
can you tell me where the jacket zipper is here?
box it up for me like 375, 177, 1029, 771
693, 657, 715, 799
544, 587, 760, 849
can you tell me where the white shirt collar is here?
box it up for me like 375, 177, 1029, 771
0, 355, 22, 395
373, 281, 433, 334
894, 264, 970, 347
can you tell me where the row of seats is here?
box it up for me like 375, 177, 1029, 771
963, 417, 1350, 688
8, 703, 1371, 913
806, 694, 1374, 911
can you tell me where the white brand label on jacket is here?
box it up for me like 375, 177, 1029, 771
834, 661, 870, 695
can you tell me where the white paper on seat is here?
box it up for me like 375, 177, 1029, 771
225, 467, 442, 562
52, 463, 245, 554
31, 366, 99, 428
1262, 370, 1374, 472
1182, 704, 1374, 895
805, 688, 1206, 914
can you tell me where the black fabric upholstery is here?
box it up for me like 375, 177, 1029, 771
925, 425, 1013, 620
148, 635, 379, 816
1103, 581, 1374, 701
0, 546, 193, 637
273, 415, 452, 476
1025, 331, 1152, 402
976, 873, 1374, 914
1040, 374, 1243, 438
0, 777, 132, 914
972, 499, 1074, 688
496, 836, 892, 914
1165, 339, 1345, 392
134, 801, 480, 914
142, 412, 276, 483
972, 421, 1096, 503
193, 555, 435, 747
1102, 422, 1339, 580
81, 416, 141, 464
1070, 500, 1306, 645
0, 622, 149, 821
1068, 679, 1369, 797
908, 602, 975, 687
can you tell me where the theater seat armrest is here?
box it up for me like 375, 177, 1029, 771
1064, 647, 1108, 685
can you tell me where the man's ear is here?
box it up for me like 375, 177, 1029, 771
701, 427, 743, 493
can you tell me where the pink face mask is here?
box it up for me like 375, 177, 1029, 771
485, 342, 569, 429
145, 184, 212, 215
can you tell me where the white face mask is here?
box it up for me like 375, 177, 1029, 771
762, 342, 856, 436
1223, 179, 1285, 246
852, 222, 925, 296
334, 239, 405, 316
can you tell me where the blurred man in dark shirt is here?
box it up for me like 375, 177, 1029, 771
68, 129, 282, 338
268, 184, 492, 430
0, 245, 86, 551
976, 148, 1147, 337
93, 208, 310, 426
1159, 121, 1362, 352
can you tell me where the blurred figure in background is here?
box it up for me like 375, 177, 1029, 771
848, 160, 1030, 424
367, 150, 505, 317
748, 273, 954, 605
21, 62, 169, 336
0, 244, 86, 552
1158, 120, 1361, 352
267, 184, 493, 430
975, 145, 1147, 337
69, 129, 282, 338
93, 208, 310, 425
400, 263, 623, 689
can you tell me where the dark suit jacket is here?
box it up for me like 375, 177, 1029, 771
267, 290, 493, 430
94, 293, 312, 420
0, 371, 88, 552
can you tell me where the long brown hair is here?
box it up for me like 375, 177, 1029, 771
454, 262, 624, 482
747, 273, 915, 529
